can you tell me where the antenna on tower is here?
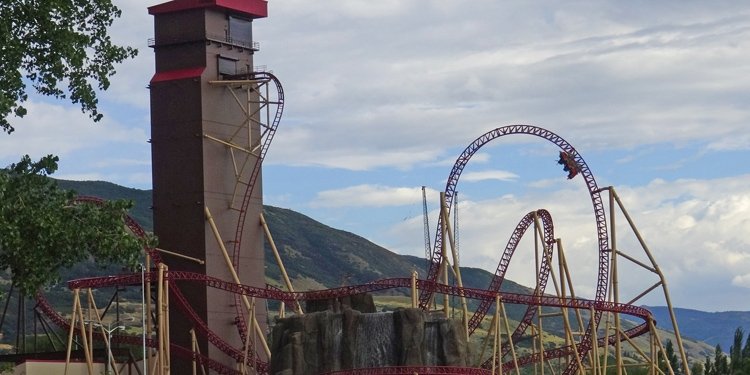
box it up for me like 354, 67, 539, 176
422, 186, 431, 274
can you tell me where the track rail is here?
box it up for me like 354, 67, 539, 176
65, 270, 654, 374
29, 125, 650, 375
468, 209, 555, 336
419, 125, 609, 374
227, 71, 285, 341
68, 274, 652, 321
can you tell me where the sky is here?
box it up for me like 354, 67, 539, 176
2, 1, 749, 312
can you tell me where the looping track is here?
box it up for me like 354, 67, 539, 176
419, 125, 610, 374
33, 124, 656, 375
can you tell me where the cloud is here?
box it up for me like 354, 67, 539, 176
97, 2, 750, 178
705, 133, 750, 152
311, 184, 440, 208
732, 274, 750, 289
102, 0, 154, 109
251, 2, 750, 171
0, 99, 151, 188
462, 170, 519, 182
15, 0, 745, 311
0, 100, 147, 161
383, 173, 750, 310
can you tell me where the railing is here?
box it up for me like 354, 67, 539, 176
207, 33, 260, 51
147, 35, 260, 51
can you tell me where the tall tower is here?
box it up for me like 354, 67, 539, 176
148, 0, 270, 371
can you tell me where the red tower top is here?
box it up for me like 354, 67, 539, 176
148, 0, 267, 18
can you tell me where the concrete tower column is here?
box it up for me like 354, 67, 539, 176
148, 0, 269, 372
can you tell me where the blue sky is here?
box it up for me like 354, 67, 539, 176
2, 0, 749, 312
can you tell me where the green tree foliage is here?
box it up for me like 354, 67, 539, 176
692, 362, 705, 375
704, 327, 750, 375
0, 155, 151, 295
0, 0, 137, 133
661, 339, 682, 375
706, 354, 715, 375
706, 344, 730, 375
731, 328, 745, 373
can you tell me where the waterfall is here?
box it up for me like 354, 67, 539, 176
330, 312, 343, 371
354, 312, 396, 368
423, 319, 442, 365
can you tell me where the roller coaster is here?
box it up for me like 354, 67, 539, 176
8, 116, 689, 375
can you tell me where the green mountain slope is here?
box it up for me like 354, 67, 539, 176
55, 179, 529, 294
56, 179, 153, 230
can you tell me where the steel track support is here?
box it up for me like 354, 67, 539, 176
610, 189, 623, 375
491, 295, 499, 375
649, 319, 676, 375
205, 205, 271, 358
500, 296, 521, 375
589, 307, 600, 375
260, 213, 303, 315
609, 188, 690, 374
556, 238, 590, 374
64, 288, 95, 375
85, 288, 122, 375
440, 192, 469, 337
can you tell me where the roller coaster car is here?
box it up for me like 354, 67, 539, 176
557, 151, 579, 179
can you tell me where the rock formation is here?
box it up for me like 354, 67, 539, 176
270, 306, 468, 375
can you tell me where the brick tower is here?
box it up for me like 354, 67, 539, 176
148, 0, 270, 372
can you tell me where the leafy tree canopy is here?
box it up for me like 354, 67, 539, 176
0, 155, 152, 295
0, 0, 137, 133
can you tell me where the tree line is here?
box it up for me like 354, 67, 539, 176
670, 327, 750, 375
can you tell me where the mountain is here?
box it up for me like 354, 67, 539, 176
645, 306, 750, 351
55, 179, 529, 294
56, 179, 153, 230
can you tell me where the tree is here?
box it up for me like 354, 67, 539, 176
0, 155, 152, 295
661, 339, 682, 375
730, 327, 744, 373
714, 344, 730, 375
692, 362, 705, 375
743, 331, 750, 365
0, 0, 137, 133
706, 355, 715, 375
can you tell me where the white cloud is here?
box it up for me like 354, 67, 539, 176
90, 158, 152, 168
311, 185, 440, 208
462, 170, 519, 183
732, 274, 750, 288
252, 2, 750, 170
430, 152, 491, 168
8, 0, 745, 311
705, 133, 750, 151
384, 173, 750, 310
0, 100, 147, 161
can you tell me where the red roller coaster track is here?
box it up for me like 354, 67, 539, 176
229, 71, 285, 343
419, 125, 609, 374
31, 125, 653, 375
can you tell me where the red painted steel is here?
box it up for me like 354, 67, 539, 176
229, 71, 284, 343
148, 0, 268, 19
467, 209, 555, 336
63, 271, 654, 375
149, 66, 205, 83
31, 126, 654, 375
418, 125, 609, 375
